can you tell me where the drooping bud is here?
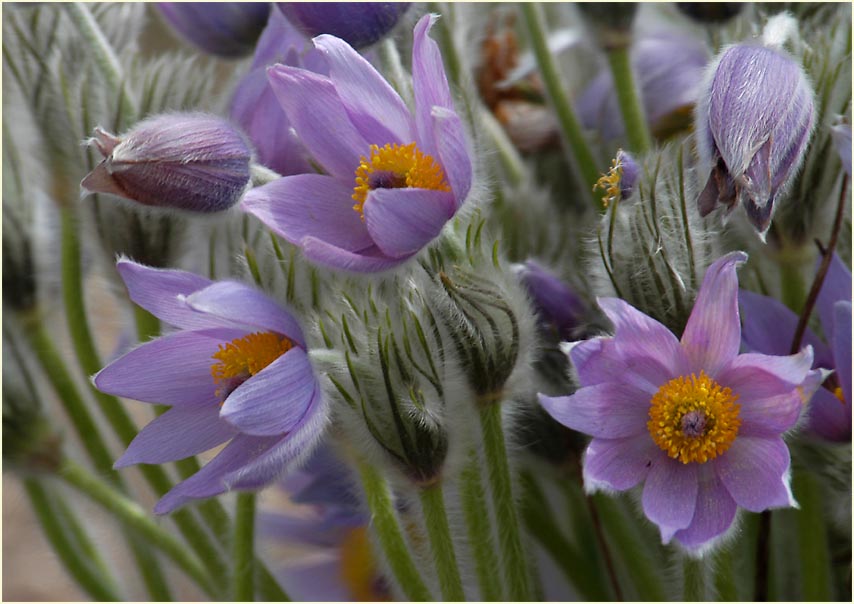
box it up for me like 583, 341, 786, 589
81, 113, 253, 214
276, 2, 411, 49
676, 3, 743, 24
514, 260, 586, 342
156, 3, 271, 58
695, 41, 816, 237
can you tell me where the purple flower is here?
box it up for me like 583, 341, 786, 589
94, 260, 327, 513
241, 14, 472, 273
695, 44, 815, 237
515, 260, 587, 340
740, 254, 852, 442
156, 3, 271, 58
830, 120, 852, 177
539, 252, 821, 552
276, 2, 411, 49
81, 114, 252, 214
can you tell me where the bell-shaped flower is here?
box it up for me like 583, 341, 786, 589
156, 3, 271, 58
276, 2, 411, 49
241, 14, 472, 273
539, 252, 822, 553
94, 260, 327, 513
695, 43, 815, 237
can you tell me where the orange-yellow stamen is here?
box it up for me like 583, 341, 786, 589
833, 386, 846, 405
352, 142, 450, 219
340, 527, 389, 601
593, 155, 625, 208
210, 332, 293, 399
648, 371, 741, 464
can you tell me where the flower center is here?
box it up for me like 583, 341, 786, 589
647, 371, 741, 464
352, 142, 450, 219
210, 331, 293, 400
339, 527, 389, 601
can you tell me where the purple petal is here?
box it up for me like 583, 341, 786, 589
715, 437, 794, 512
583, 436, 659, 491
363, 188, 454, 258
806, 387, 851, 443
115, 405, 237, 467
538, 383, 650, 439
432, 106, 471, 206
672, 466, 737, 551
300, 236, 402, 273
834, 301, 852, 406
681, 252, 748, 377
184, 282, 306, 347
221, 348, 316, 436
94, 328, 243, 407
642, 456, 698, 542
240, 174, 372, 252
267, 65, 368, 179
274, 557, 351, 602
816, 253, 852, 338
313, 34, 412, 145
412, 14, 453, 160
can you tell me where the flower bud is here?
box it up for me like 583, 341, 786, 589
514, 260, 586, 341
81, 113, 253, 214
695, 42, 816, 237
156, 3, 271, 58
676, 3, 743, 24
577, 2, 638, 50
276, 2, 411, 49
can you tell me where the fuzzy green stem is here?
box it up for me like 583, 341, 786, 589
479, 403, 532, 601
683, 556, 706, 601
793, 470, 832, 600
58, 458, 216, 598
519, 3, 601, 208
356, 460, 432, 601
233, 493, 256, 601
606, 45, 652, 153
712, 547, 738, 601
419, 484, 465, 601
460, 454, 503, 601
24, 478, 123, 601
481, 110, 526, 187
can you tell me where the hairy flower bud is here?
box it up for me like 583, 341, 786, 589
156, 3, 271, 58
81, 113, 253, 214
276, 2, 411, 49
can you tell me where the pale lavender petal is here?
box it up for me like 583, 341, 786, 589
432, 106, 471, 206
184, 282, 306, 347
834, 301, 852, 406
115, 405, 237, 467
267, 65, 368, 179
538, 384, 649, 439
240, 174, 372, 252
412, 14, 453, 160
363, 188, 454, 258
301, 236, 402, 273
583, 436, 659, 491
715, 437, 794, 512
816, 253, 852, 338
94, 328, 243, 407
221, 348, 316, 436
642, 456, 698, 542
275, 557, 350, 602
681, 251, 747, 377
806, 387, 851, 443
313, 34, 412, 145
673, 466, 737, 551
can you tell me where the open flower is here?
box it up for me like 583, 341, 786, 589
241, 14, 472, 273
740, 253, 852, 442
94, 260, 327, 513
539, 252, 821, 552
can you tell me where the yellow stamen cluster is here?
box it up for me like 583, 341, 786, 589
210, 331, 293, 386
352, 142, 450, 219
648, 371, 741, 464
833, 386, 846, 405
593, 155, 624, 208
340, 527, 388, 601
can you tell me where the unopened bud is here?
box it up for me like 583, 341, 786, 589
276, 2, 411, 49
578, 3, 638, 50
156, 3, 271, 58
676, 3, 743, 24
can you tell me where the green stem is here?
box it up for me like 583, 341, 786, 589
779, 256, 807, 314
712, 546, 738, 601
419, 484, 465, 601
59, 458, 216, 598
233, 493, 256, 601
379, 38, 412, 103
478, 403, 532, 601
460, 453, 503, 601
481, 110, 526, 187
793, 470, 832, 600
683, 556, 706, 601
356, 460, 432, 601
519, 3, 601, 208
606, 45, 652, 153
24, 478, 123, 601
51, 494, 115, 582
133, 304, 160, 343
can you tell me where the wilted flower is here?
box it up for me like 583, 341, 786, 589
830, 120, 851, 177
242, 15, 472, 273
94, 260, 327, 513
81, 114, 253, 214
740, 254, 852, 442
695, 43, 816, 237
156, 3, 271, 58
276, 2, 411, 49
539, 252, 821, 552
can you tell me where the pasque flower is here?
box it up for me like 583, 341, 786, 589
156, 3, 271, 58
539, 252, 821, 551
740, 254, 852, 442
277, 2, 411, 49
94, 260, 327, 513
241, 14, 472, 273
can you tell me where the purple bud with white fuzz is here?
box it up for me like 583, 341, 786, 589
156, 3, 271, 58
276, 2, 410, 49
695, 43, 815, 237
81, 114, 252, 214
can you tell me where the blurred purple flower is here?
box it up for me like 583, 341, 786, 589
740, 253, 852, 442
830, 120, 851, 177
695, 44, 815, 237
277, 2, 410, 49
157, 3, 271, 58
81, 114, 252, 213
515, 260, 587, 340
539, 252, 821, 552
94, 260, 327, 513
241, 15, 472, 273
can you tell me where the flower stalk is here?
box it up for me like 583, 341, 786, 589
461, 453, 503, 601
420, 484, 465, 601
233, 493, 256, 601
606, 45, 653, 153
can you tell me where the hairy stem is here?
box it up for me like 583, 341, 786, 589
460, 453, 503, 601
420, 484, 465, 600
606, 45, 652, 153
